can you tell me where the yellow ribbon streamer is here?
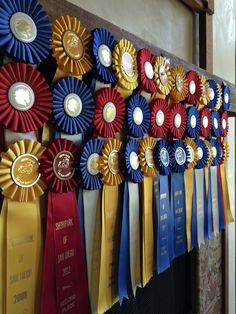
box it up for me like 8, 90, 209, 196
184, 169, 194, 252
220, 163, 234, 223
0, 199, 7, 314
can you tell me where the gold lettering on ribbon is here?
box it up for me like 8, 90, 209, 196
55, 218, 74, 231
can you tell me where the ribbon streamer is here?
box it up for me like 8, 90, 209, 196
0, 0, 51, 64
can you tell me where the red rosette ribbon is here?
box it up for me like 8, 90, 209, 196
0, 62, 52, 132
169, 103, 187, 139
93, 87, 125, 138
199, 107, 212, 138
186, 70, 202, 104
137, 48, 157, 93
149, 99, 170, 138
220, 112, 229, 137
40, 139, 78, 193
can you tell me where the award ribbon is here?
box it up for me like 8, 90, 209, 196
0, 62, 52, 134
0, 0, 51, 64
155, 140, 172, 273
40, 139, 89, 314
53, 77, 94, 135
127, 94, 150, 138
211, 110, 221, 137
195, 138, 209, 245
113, 39, 138, 98
199, 107, 212, 138
80, 139, 103, 313
154, 55, 173, 97
125, 139, 143, 296
52, 15, 92, 80
98, 139, 123, 313
139, 137, 157, 286
0, 139, 45, 314
93, 87, 125, 138
207, 79, 220, 109
92, 28, 117, 85
169, 103, 187, 139
186, 70, 202, 104
170, 140, 189, 257
169, 65, 188, 102
221, 82, 231, 112
137, 48, 157, 94
186, 106, 200, 138
197, 75, 210, 109
149, 99, 170, 139
220, 112, 229, 137
214, 83, 222, 111
184, 138, 198, 251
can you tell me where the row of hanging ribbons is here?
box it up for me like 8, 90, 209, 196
0, 1, 233, 314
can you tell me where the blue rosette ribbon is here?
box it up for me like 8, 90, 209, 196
170, 140, 189, 173
125, 139, 143, 183
92, 27, 117, 84
186, 106, 200, 138
0, 0, 51, 64
155, 139, 171, 175
80, 139, 104, 190
207, 79, 220, 109
211, 111, 221, 137
195, 139, 209, 169
53, 77, 94, 135
127, 94, 150, 138
221, 83, 231, 112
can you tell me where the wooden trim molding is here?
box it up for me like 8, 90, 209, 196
39, 0, 236, 115
180, 0, 214, 14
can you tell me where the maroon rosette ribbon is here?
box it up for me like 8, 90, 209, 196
199, 107, 212, 138
40, 139, 78, 193
93, 87, 125, 138
0, 62, 52, 132
149, 99, 170, 138
137, 48, 157, 93
186, 70, 202, 104
220, 112, 229, 137
169, 103, 187, 139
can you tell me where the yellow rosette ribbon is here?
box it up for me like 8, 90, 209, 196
169, 65, 188, 103
197, 75, 211, 110
113, 39, 138, 98
220, 140, 234, 223
98, 139, 123, 313
153, 55, 173, 99
184, 138, 198, 252
52, 15, 92, 81
139, 137, 157, 286
0, 139, 45, 314
215, 83, 223, 110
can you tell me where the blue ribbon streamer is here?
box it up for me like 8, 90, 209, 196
211, 111, 221, 137
155, 139, 171, 175
154, 175, 170, 273
171, 172, 186, 257
0, 0, 51, 63
127, 94, 150, 138
80, 139, 104, 190
53, 77, 94, 135
217, 166, 225, 231
77, 187, 85, 246
92, 28, 117, 84
125, 139, 143, 183
118, 181, 129, 304
191, 171, 198, 249
186, 106, 200, 138
205, 168, 213, 240
221, 83, 231, 112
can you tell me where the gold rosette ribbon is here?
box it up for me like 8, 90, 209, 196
220, 140, 233, 223
205, 140, 214, 168
98, 138, 123, 312
113, 39, 138, 98
153, 55, 173, 98
184, 138, 197, 251
197, 75, 211, 109
215, 83, 223, 110
139, 137, 156, 286
52, 15, 92, 81
169, 65, 188, 102
0, 139, 45, 314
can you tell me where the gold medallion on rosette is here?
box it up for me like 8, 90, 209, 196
184, 138, 198, 169
112, 39, 138, 98
139, 137, 157, 177
52, 15, 92, 80
204, 140, 214, 167
197, 75, 210, 110
214, 83, 223, 110
169, 66, 188, 102
153, 56, 173, 98
99, 139, 124, 186
0, 140, 45, 202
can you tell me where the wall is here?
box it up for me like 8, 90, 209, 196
68, 0, 193, 63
